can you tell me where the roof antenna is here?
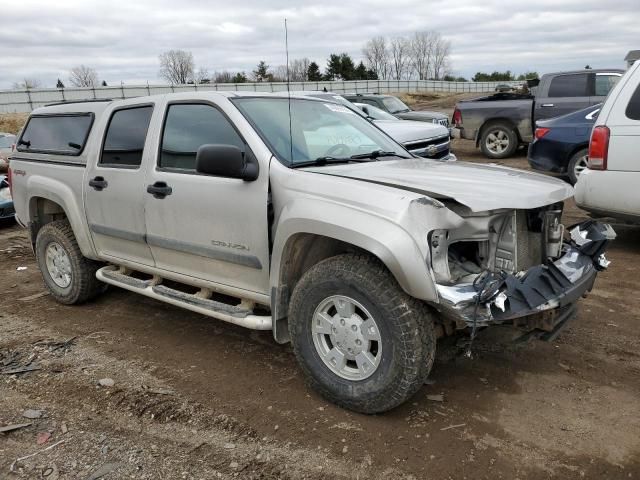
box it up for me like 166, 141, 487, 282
285, 18, 293, 163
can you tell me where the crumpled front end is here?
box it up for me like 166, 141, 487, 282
431, 207, 615, 340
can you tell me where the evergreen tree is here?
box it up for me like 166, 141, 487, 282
307, 62, 322, 81
253, 61, 271, 82
56, 78, 65, 88
232, 72, 248, 83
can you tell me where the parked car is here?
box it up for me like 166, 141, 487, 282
575, 62, 640, 222
453, 69, 623, 159
351, 101, 453, 160
0, 174, 15, 222
10, 93, 613, 414
342, 93, 450, 129
0, 133, 16, 172
528, 104, 601, 184
289, 92, 454, 160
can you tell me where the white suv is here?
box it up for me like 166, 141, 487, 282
575, 62, 640, 222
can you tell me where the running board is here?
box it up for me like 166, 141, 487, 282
96, 266, 272, 330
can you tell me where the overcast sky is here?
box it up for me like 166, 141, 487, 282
0, 0, 637, 88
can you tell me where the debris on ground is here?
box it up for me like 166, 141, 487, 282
17, 291, 50, 301
98, 378, 115, 387
426, 394, 444, 402
22, 409, 43, 419
36, 431, 52, 444
0, 423, 32, 434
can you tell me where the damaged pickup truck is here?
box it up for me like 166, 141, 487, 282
9, 92, 614, 414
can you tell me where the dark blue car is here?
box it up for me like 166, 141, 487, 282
0, 174, 15, 223
527, 104, 601, 185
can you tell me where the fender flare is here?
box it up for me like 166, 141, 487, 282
27, 174, 97, 259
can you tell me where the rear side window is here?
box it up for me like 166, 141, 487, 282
100, 106, 153, 167
595, 74, 621, 96
626, 83, 640, 120
548, 74, 589, 97
159, 104, 244, 171
17, 114, 93, 155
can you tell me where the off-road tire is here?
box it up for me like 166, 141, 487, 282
480, 122, 518, 159
35, 220, 105, 304
567, 148, 589, 185
288, 253, 436, 414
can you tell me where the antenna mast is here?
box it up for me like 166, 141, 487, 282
285, 18, 293, 163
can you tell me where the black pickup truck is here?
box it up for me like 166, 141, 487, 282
453, 69, 624, 159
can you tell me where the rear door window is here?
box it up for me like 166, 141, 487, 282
100, 106, 153, 167
548, 74, 590, 97
595, 74, 621, 96
625, 83, 640, 120
17, 114, 93, 155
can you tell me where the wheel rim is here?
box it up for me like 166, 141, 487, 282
574, 154, 589, 179
485, 129, 510, 154
311, 295, 382, 381
45, 242, 72, 288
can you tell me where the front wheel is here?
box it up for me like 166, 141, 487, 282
35, 220, 106, 304
288, 254, 435, 414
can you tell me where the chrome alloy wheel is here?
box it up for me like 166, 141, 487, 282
573, 154, 589, 179
45, 242, 72, 288
311, 295, 382, 381
485, 129, 510, 154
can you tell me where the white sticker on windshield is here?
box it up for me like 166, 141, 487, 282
324, 103, 356, 115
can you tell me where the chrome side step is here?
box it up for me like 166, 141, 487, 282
96, 265, 272, 330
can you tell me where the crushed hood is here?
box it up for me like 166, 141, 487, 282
303, 158, 574, 212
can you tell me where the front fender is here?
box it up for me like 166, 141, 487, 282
27, 174, 97, 259
270, 197, 438, 303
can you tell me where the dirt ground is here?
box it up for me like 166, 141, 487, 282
1, 109, 640, 479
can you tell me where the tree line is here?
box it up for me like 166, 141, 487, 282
361, 31, 451, 81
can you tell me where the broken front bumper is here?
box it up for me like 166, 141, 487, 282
435, 221, 615, 337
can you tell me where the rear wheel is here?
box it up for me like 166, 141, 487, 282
35, 220, 105, 304
480, 122, 518, 159
288, 253, 436, 414
568, 148, 589, 185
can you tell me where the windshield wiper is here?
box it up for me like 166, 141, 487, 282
349, 150, 409, 160
291, 156, 374, 168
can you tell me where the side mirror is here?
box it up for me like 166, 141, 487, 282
195, 144, 259, 181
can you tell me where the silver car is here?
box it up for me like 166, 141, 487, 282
353, 102, 453, 160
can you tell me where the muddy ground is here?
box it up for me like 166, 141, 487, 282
1, 115, 639, 479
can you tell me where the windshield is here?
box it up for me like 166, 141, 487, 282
233, 97, 407, 166
357, 103, 398, 121
0, 135, 15, 148
382, 97, 410, 114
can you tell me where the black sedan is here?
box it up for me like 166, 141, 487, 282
527, 104, 601, 185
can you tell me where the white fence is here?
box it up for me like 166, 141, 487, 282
0, 79, 521, 114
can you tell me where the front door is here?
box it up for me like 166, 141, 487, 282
84, 104, 155, 266
143, 101, 270, 295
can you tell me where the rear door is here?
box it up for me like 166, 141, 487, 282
535, 73, 591, 120
84, 104, 155, 266
143, 99, 270, 294
605, 73, 640, 172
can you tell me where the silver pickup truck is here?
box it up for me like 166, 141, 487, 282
453, 69, 624, 159
8, 92, 614, 413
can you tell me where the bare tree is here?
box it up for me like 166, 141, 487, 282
69, 65, 98, 87
409, 31, 435, 80
289, 58, 310, 81
390, 37, 410, 80
362, 36, 390, 79
194, 67, 210, 84
431, 35, 451, 80
158, 49, 195, 85
13, 78, 41, 89
213, 71, 234, 83
272, 65, 289, 82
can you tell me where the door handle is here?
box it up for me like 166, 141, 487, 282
89, 176, 108, 191
541, 103, 555, 107
147, 181, 172, 199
